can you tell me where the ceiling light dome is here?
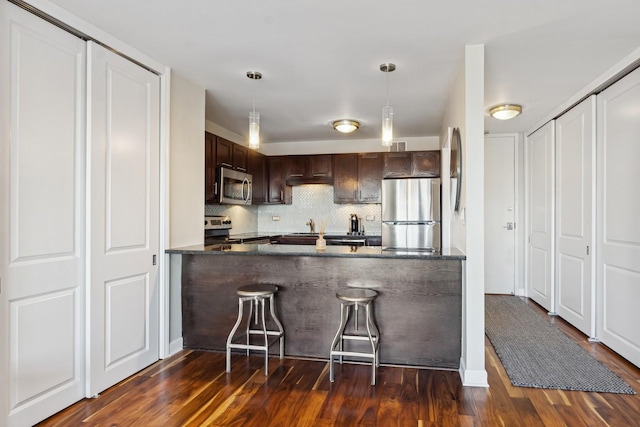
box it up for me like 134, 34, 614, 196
490, 104, 522, 120
332, 119, 360, 133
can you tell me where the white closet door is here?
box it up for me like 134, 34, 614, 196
88, 41, 160, 396
555, 96, 596, 338
526, 121, 555, 312
0, 3, 86, 426
596, 67, 640, 368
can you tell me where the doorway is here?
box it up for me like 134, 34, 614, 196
485, 134, 518, 294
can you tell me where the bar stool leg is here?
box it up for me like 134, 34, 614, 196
268, 294, 285, 359
260, 297, 269, 375
329, 302, 349, 382
367, 305, 380, 368
339, 302, 352, 364
365, 303, 377, 385
245, 298, 254, 356
227, 297, 245, 373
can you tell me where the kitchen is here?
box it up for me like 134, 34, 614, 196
170, 145, 460, 368
2, 0, 640, 426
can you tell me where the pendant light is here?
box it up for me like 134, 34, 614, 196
380, 63, 396, 147
247, 71, 262, 149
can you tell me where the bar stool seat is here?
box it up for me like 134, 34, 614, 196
329, 288, 380, 385
226, 284, 285, 375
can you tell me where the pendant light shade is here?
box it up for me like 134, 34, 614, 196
247, 71, 262, 149
249, 111, 260, 149
382, 106, 393, 146
380, 63, 396, 147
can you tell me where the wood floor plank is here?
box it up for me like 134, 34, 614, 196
36, 297, 640, 427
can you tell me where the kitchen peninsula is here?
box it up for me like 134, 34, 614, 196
168, 243, 465, 369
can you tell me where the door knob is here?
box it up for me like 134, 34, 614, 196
503, 222, 514, 230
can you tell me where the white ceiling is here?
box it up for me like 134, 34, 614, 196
47, 0, 640, 144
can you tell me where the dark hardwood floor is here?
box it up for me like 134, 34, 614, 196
38, 298, 640, 426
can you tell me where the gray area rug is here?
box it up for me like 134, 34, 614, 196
485, 295, 636, 394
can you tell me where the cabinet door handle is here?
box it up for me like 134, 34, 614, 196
289, 173, 304, 177
214, 182, 218, 195
280, 190, 283, 201
313, 173, 328, 177
221, 162, 232, 168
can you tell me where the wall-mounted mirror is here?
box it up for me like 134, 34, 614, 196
451, 127, 462, 213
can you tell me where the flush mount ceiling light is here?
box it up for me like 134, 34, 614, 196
332, 119, 360, 134
380, 62, 396, 147
247, 71, 262, 149
489, 104, 522, 120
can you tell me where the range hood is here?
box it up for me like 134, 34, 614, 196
285, 176, 333, 186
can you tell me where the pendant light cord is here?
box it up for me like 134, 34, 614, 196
385, 70, 390, 108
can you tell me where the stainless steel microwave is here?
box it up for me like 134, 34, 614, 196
216, 167, 252, 205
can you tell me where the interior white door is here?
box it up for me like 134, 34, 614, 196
0, 3, 86, 426
526, 121, 555, 312
596, 67, 640, 367
88, 41, 161, 396
484, 135, 516, 294
555, 96, 595, 338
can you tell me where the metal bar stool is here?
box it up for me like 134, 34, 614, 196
329, 288, 380, 385
226, 284, 285, 375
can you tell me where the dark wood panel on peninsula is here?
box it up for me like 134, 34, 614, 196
180, 253, 461, 369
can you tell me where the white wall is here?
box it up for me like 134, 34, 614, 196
170, 74, 206, 247
168, 73, 205, 351
441, 45, 488, 387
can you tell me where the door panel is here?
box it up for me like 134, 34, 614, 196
0, 3, 86, 425
526, 121, 555, 312
88, 41, 160, 396
484, 135, 516, 294
555, 96, 595, 337
597, 67, 640, 367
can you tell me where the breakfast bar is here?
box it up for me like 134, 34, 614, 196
169, 244, 465, 369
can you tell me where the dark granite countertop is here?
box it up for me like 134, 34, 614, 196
166, 243, 466, 260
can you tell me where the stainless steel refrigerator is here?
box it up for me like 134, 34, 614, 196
381, 178, 441, 251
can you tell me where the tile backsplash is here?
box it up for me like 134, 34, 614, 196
206, 184, 382, 235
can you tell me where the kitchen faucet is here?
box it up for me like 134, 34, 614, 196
306, 219, 315, 233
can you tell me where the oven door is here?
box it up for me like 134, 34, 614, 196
218, 167, 252, 205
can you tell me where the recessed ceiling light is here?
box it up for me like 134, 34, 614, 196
332, 119, 360, 133
490, 104, 522, 120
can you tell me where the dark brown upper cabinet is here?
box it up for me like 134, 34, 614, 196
382, 150, 440, 178
215, 136, 233, 169
411, 151, 440, 177
382, 152, 411, 177
333, 153, 382, 204
266, 156, 292, 204
204, 132, 217, 204
232, 144, 248, 172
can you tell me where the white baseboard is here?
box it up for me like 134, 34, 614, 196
168, 337, 183, 357
459, 358, 489, 387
